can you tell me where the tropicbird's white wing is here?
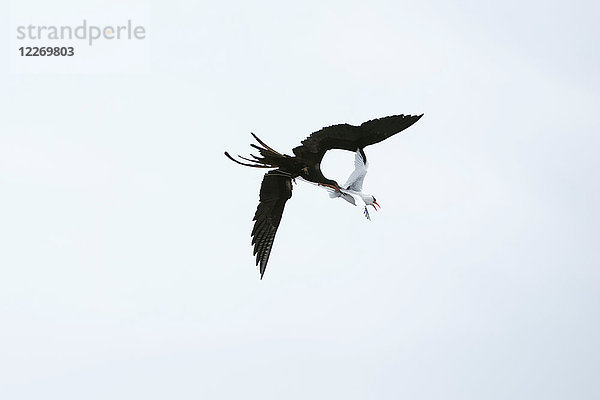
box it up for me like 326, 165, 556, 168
342, 149, 368, 191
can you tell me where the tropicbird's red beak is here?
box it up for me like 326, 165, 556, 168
373, 201, 380, 211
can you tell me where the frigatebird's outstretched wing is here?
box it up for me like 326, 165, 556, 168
251, 171, 293, 278
293, 114, 423, 160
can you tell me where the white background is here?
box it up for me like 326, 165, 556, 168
1, 0, 599, 399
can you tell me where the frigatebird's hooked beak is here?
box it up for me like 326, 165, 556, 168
372, 201, 381, 211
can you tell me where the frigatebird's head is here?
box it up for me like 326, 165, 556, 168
365, 195, 381, 211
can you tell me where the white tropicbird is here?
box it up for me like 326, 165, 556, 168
329, 149, 381, 220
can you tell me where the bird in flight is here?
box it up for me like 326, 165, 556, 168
225, 114, 423, 278
329, 148, 379, 221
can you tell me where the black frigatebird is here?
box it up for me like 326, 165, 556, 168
225, 114, 423, 278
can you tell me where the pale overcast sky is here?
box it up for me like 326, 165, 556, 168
1, 0, 599, 399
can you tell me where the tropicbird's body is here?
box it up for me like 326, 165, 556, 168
329, 149, 379, 220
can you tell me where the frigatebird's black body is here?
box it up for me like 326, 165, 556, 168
225, 114, 423, 278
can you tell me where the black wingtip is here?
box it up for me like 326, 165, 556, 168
402, 113, 424, 130
260, 264, 266, 279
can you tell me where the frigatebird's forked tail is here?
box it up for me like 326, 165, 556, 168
224, 133, 296, 173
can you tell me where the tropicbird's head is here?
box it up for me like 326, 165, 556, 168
363, 194, 381, 211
